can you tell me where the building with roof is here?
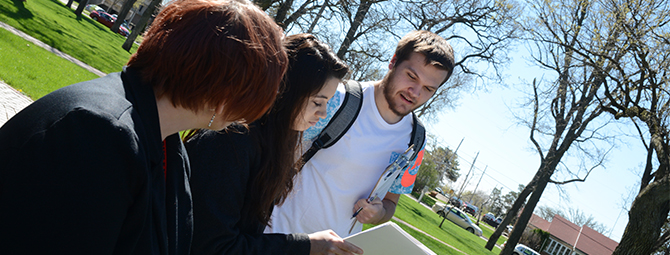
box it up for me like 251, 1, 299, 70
526, 214, 618, 255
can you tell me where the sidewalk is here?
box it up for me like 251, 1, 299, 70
0, 82, 32, 126
0, 21, 106, 126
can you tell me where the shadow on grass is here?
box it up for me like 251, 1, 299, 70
410, 207, 424, 217
1, 0, 33, 19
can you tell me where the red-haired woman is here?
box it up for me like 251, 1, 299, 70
184, 34, 363, 255
0, 0, 286, 254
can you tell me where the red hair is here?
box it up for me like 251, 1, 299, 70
127, 0, 287, 123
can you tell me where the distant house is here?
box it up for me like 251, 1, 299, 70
527, 214, 618, 255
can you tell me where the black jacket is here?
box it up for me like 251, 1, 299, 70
0, 68, 193, 255
185, 126, 310, 254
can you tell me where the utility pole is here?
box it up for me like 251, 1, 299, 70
457, 151, 479, 200
470, 165, 487, 224
469, 165, 487, 203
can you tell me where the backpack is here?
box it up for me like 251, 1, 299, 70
300, 80, 426, 164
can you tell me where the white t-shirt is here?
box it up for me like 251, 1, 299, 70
266, 82, 425, 237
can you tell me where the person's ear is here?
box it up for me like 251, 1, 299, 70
389, 54, 397, 69
215, 103, 225, 116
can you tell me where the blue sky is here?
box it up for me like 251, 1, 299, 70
424, 53, 644, 243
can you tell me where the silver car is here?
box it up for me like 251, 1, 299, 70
431, 203, 483, 236
513, 244, 540, 255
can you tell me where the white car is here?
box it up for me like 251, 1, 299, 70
513, 244, 540, 255
431, 202, 483, 236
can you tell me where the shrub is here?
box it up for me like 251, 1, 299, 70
421, 194, 437, 207
519, 227, 551, 252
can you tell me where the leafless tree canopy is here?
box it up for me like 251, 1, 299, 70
255, 0, 522, 121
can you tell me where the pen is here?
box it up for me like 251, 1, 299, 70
351, 195, 377, 219
351, 207, 364, 219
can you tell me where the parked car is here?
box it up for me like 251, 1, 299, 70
435, 187, 443, 194
513, 244, 540, 255
463, 203, 478, 216
121, 21, 132, 32
431, 202, 483, 236
85, 4, 105, 13
89, 11, 130, 37
483, 213, 502, 228
449, 196, 464, 208
503, 224, 514, 236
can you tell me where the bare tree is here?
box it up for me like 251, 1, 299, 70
263, 0, 522, 120
254, 0, 327, 29
395, 0, 522, 121
594, 0, 670, 253
488, 0, 627, 252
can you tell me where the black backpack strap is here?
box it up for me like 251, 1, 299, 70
301, 80, 363, 164
409, 112, 425, 161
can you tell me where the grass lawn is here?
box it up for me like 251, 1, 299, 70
0, 28, 99, 99
393, 221, 465, 255
365, 195, 503, 254
471, 214, 509, 247
0, 0, 138, 75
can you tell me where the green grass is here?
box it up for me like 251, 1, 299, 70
0, 28, 99, 99
0, 0, 138, 75
393, 221, 465, 255
386, 195, 502, 254
473, 215, 509, 246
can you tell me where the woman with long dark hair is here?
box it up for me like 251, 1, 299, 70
184, 34, 362, 255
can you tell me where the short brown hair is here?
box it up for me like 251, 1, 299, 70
394, 30, 455, 85
127, 0, 288, 123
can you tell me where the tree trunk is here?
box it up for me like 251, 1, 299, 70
74, 0, 90, 17
273, 0, 294, 26
613, 175, 670, 255
66, 0, 74, 8
112, 0, 138, 32
336, 0, 372, 59
485, 179, 536, 250
123, 0, 159, 51
500, 167, 553, 254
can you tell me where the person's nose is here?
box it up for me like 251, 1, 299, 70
316, 105, 327, 119
407, 83, 420, 99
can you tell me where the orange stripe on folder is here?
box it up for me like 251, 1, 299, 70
401, 149, 424, 187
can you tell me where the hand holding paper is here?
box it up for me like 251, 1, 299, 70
308, 230, 363, 255
344, 222, 437, 255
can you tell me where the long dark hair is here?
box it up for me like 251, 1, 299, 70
249, 33, 348, 226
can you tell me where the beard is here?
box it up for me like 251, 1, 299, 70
382, 70, 414, 117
